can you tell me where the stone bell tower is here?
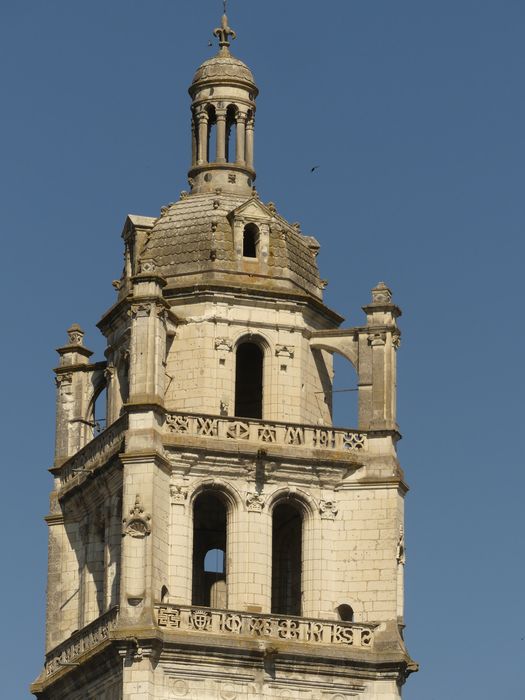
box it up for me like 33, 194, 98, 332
32, 8, 417, 700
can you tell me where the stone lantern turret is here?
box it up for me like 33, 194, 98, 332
188, 8, 258, 195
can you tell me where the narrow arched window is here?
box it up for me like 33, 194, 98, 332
271, 502, 303, 616
336, 604, 354, 622
192, 492, 227, 607
226, 104, 237, 163
206, 105, 217, 163
243, 223, 259, 258
234, 341, 263, 419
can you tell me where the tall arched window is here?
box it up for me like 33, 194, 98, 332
226, 104, 237, 163
192, 492, 227, 607
242, 223, 259, 258
234, 341, 263, 419
271, 501, 303, 616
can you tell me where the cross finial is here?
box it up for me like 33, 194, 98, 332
213, 3, 236, 51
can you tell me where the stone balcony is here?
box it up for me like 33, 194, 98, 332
41, 603, 380, 684
54, 410, 375, 491
164, 411, 368, 457
155, 604, 377, 650
44, 607, 119, 679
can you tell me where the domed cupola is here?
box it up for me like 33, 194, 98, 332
188, 6, 258, 195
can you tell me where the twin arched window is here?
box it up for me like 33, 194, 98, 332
191, 492, 306, 616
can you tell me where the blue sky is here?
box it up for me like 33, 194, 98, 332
1, 1, 524, 698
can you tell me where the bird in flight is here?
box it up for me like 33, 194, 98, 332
310, 165, 320, 173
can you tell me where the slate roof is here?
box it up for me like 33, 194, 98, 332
140, 193, 322, 298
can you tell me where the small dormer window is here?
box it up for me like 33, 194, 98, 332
243, 223, 259, 258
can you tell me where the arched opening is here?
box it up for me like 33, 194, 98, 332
271, 501, 303, 616
226, 104, 237, 163
206, 105, 217, 163
336, 603, 354, 622
332, 353, 358, 427
87, 381, 107, 437
234, 341, 263, 419
242, 223, 259, 258
192, 492, 227, 608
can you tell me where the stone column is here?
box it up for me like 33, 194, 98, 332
196, 111, 208, 164
191, 118, 197, 166
245, 116, 255, 170
215, 109, 227, 162
236, 113, 246, 165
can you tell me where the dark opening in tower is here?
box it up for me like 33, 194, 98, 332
226, 104, 237, 162
192, 492, 227, 608
234, 341, 263, 418
271, 501, 303, 616
242, 223, 259, 258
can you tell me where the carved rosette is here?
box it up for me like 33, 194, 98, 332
246, 492, 265, 512
319, 499, 338, 520
123, 495, 151, 538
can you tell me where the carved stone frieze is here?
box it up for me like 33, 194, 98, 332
156, 604, 375, 649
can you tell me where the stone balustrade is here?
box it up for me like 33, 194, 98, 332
58, 415, 128, 486
156, 604, 375, 649
165, 412, 368, 453
45, 607, 119, 677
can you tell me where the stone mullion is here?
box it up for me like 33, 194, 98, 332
301, 512, 321, 618
245, 117, 254, 170
215, 110, 227, 162
236, 113, 246, 165
197, 112, 208, 164
169, 487, 191, 604
191, 118, 197, 166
